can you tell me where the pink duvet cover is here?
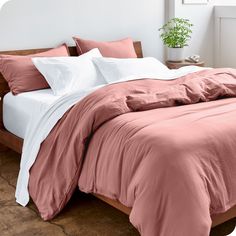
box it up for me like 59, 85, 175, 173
29, 68, 236, 236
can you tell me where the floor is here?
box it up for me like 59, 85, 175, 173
0, 149, 235, 236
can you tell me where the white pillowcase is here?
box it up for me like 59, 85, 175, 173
92, 57, 170, 84
32, 48, 106, 95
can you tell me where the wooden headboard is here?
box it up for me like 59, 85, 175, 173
0, 41, 143, 129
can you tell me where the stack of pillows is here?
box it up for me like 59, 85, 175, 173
0, 37, 169, 96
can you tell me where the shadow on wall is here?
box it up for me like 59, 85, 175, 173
198, 8, 214, 67
0, 0, 165, 61
182, 8, 214, 67
0, 0, 11, 9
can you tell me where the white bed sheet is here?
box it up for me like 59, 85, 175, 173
3, 89, 61, 139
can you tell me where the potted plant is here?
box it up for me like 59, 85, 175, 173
159, 18, 193, 62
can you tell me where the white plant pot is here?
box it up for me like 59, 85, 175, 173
167, 47, 184, 62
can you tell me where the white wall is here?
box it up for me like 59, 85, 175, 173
213, 0, 236, 5
168, 0, 214, 66
168, 0, 236, 67
0, 0, 165, 61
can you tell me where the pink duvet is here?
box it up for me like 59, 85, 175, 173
29, 68, 236, 236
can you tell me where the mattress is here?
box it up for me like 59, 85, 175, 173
3, 89, 61, 139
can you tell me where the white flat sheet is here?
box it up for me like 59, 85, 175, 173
3, 89, 61, 139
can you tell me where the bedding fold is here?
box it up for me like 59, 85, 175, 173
22, 68, 236, 235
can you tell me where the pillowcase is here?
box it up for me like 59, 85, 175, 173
73, 37, 137, 58
92, 57, 170, 84
0, 44, 69, 95
32, 48, 106, 96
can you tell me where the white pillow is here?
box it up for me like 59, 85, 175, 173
92, 57, 170, 84
32, 48, 106, 95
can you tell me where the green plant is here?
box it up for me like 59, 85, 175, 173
159, 18, 193, 48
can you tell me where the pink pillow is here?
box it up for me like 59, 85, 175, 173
0, 44, 70, 95
73, 37, 137, 58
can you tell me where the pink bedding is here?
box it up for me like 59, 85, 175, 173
29, 68, 236, 236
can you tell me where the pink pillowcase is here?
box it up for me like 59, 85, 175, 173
73, 37, 137, 58
0, 44, 70, 95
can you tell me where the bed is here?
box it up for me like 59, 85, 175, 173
0, 42, 236, 236
3, 89, 61, 139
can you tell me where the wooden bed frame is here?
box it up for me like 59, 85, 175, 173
0, 42, 235, 235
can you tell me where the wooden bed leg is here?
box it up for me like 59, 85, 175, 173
210, 218, 236, 236
0, 143, 8, 152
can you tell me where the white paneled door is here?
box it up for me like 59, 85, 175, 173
215, 6, 236, 68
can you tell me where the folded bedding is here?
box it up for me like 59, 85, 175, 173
16, 68, 236, 236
